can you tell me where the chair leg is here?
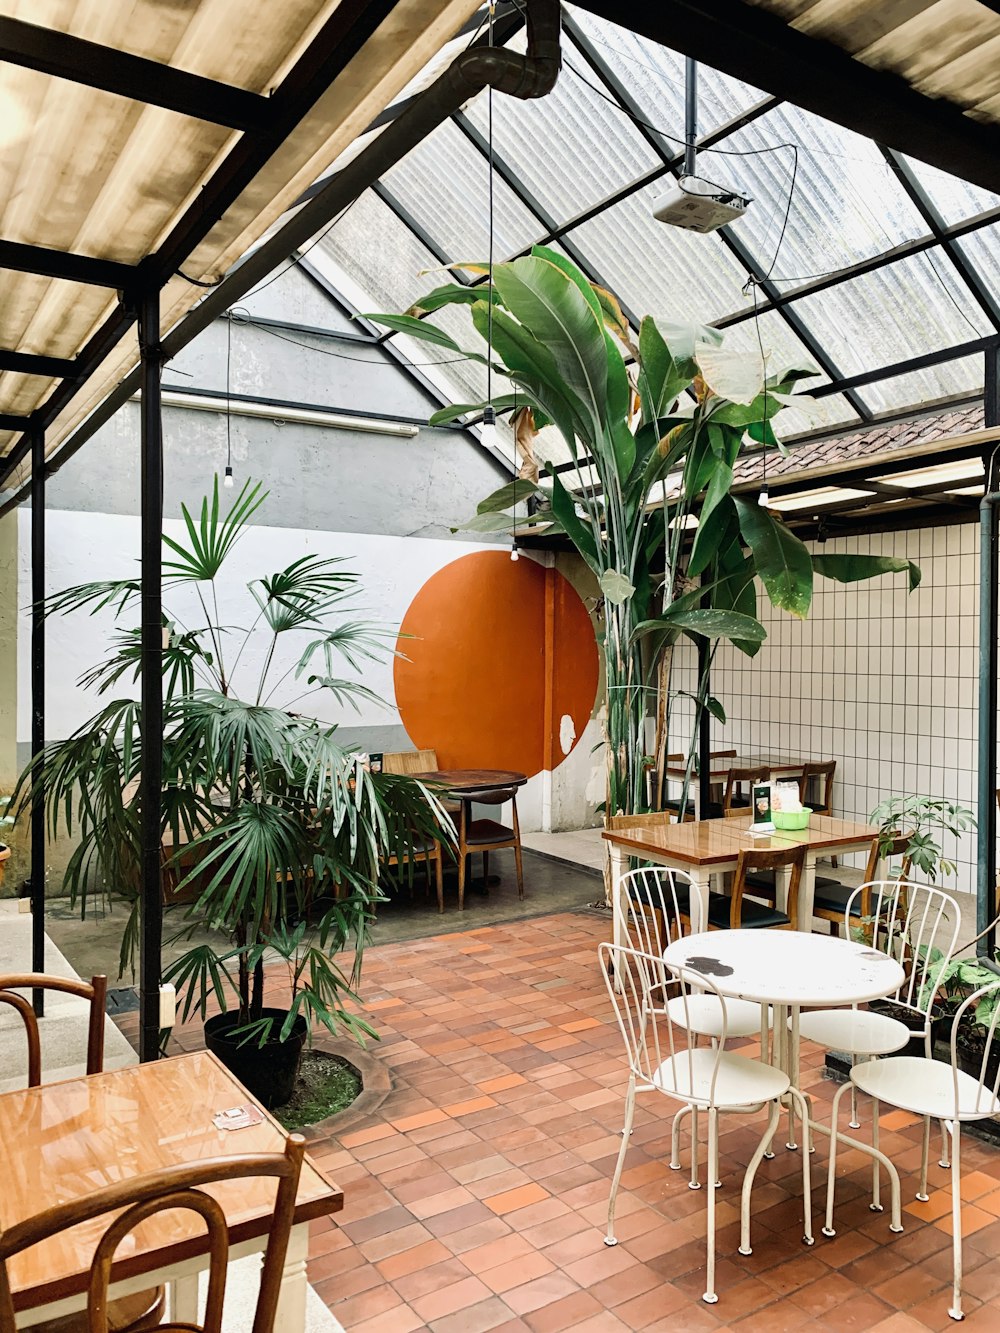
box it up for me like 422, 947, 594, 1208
823, 1081, 851, 1236
740, 1101, 780, 1255
483, 850, 489, 883
605, 1074, 636, 1247
458, 851, 467, 912
789, 1089, 815, 1246
940, 1118, 952, 1169
918, 1116, 931, 1202
513, 838, 524, 901
948, 1123, 964, 1321
434, 851, 444, 913
670, 1105, 690, 1171
703, 1108, 719, 1305
871, 1097, 882, 1212
849, 1055, 861, 1130
689, 1107, 701, 1190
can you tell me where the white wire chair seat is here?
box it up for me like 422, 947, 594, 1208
825, 979, 1000, 1322
650, 1047, 789, 1108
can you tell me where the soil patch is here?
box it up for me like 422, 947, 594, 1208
274, 1050, 361, 1132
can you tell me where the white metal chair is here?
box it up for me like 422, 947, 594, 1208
800, 880, 961, 1211
618, 865, 769, 1187
599, 942, 814, 1306
824, 979, 1000, 1322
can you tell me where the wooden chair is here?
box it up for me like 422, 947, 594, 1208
457, 788, 523, 911
799, 759, 838, 864
381, 750, 452, 912
722, 764, 769, 817
382, 834, 445, 912
811, 832, 913, 935
707, 844, 805, 930
662, 750, 737, 820
0, 973, 106, 1089
0, 1137, 306, 1333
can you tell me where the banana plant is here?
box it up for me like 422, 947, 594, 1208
369, 247, 921, 821
11, 478, 452, 1048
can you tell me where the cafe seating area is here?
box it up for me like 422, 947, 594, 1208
7, 1, 1000, 1330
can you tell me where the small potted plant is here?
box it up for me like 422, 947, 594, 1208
13, 478, 451, 1105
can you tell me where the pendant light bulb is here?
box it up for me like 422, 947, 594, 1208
510, 544, 520, 562
758, 481, 768, 508
480, 404, 498, 451
223, 464, 234, 489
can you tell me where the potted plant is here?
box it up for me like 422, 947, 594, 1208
12, 478, 450, 1106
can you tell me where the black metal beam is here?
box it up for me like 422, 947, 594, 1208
570, 0, 1000, 196
29, 425, 44, 1014
0, 239, 138, 290
0, 414, 31, 432
565, 13, 872, 422
0, 350, 77, 379
138, 290, 163, 1064
0, 16, 274, 133
978, 345, 1000, 957
811, 335, 1000, 399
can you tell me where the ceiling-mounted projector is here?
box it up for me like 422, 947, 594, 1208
652, 174, 752, 234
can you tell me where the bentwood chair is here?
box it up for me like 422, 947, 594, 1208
722, 765, 769, 817
0, 1136, 307, 1333
707, 845, 805, 931
802, 881, 961, 1209
799, 760, 837, 863
825, 980, 1000, 1322
0, 973, 107, 1089
810, 832, 912, 935
600, 943, 813, 1305
662, 749, 737, 821
381, 752, 453, 912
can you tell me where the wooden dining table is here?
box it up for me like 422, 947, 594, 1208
1, 1050, 342, 1329
603, 813, 880, 950
662, 753, 809, 819
412, 768, 527, 795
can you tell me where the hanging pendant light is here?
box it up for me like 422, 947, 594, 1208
223, 309, 235, 487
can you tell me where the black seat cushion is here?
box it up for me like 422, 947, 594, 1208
464, 818, 515, 847
745, 869, 839, 893
812, 882, 863, 917
708, 893, 790, 929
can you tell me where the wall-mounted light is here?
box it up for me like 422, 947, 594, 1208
146, 390, 420, 438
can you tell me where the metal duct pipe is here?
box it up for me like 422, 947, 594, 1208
0, 0, 562, 515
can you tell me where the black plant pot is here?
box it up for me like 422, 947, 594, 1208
204, 1008, 307, 1109
867, 998, 949, 1058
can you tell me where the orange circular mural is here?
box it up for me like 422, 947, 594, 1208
394, 551, 599, 778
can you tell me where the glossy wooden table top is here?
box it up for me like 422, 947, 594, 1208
661, 753, 807, 780
413, 769, 527, 792
1, 1050, 342, 1311
602, 813, 879, 867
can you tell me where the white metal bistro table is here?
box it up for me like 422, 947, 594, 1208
662, 929, 908, 1223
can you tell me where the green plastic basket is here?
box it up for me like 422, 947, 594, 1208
772, 809, 810, 830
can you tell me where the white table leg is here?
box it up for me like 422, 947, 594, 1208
799, 852, 818, 932
170, 1274, 199, 1324
609, 840, 626, 990
273, 1222, 309, 1333
687, 867, 711, 934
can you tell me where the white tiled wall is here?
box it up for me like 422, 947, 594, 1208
668, 521, 981, 890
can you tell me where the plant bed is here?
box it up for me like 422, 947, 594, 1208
273, 1049, 362, 1132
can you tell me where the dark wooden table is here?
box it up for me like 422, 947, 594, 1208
412, 768, 527, 794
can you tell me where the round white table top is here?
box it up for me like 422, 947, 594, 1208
662, 929, 905, 1007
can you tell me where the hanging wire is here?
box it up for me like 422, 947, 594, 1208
225, 310, 233, 481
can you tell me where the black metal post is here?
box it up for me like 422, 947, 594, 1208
30, 425, 45, 1013
138, 290, 164, 1061
697, 635, 711, 818
977, 345, 1000, 958
684, 58, 697, 177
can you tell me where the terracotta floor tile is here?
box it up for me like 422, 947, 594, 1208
484, 1181, 552, 1215
375, 1236, 451, 1281
410, 1275, 496, 1322
428, 1295, 520, 1333
522, 1289, 605, 1332
504, 1271, 586, 1316
480, 1249, 557, 1295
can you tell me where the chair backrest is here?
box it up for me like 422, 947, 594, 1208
845, 880, 961, 1029
862, 830, 913, 884
599, 942, 730, 1107
723, 766, 769, 815
731, 844, 805, 928
382, 749, 439, 776
0, 1136, 306, 1333
0, 973, 106, 1088
798, 760, 836, 810
709, 749, 738, 758
619, 866, 694, 956
947, 979, 1000, 1119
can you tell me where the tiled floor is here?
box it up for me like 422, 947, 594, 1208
117, 910, 1000, 1332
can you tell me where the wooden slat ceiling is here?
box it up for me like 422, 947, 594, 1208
0, 0, 479, 484
747, 0, 1000, 126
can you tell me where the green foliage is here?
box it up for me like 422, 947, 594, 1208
11, 479, 451, 1048
869, 794, 976, 881
369, 250, 922, 819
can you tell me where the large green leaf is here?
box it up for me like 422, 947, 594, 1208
734, 495, 813, 618
687, 448, 736, 578
660, 607, 766, 643
407, 283, 500, 316
476, 479, 541, 514
637, 316, 695, 427
162, 476, 266, 582
546, 465, 599, 570
812, 553, 921, 593
360, 312, 472, 354
712, 537, 760, 657
493, 256, 609, 442
599, 569, 635, 604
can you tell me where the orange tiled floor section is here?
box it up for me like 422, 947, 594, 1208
147, 911, 1000, 1332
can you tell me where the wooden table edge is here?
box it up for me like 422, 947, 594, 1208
9, 1049, 343, 1313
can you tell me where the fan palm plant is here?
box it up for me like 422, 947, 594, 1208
370, 247, 921, 822
12, 479, 450, 1085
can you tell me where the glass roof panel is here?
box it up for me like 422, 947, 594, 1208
566, 5, 770, 138
786, 247, 994, 385
856, 354, 984, 417
704, 106, 927, 289
564, 178, 752, 324
900, 156, 1000, 225
955, 220, 1000, 313
381, 117, 543, 264
463, 32, 661, 225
